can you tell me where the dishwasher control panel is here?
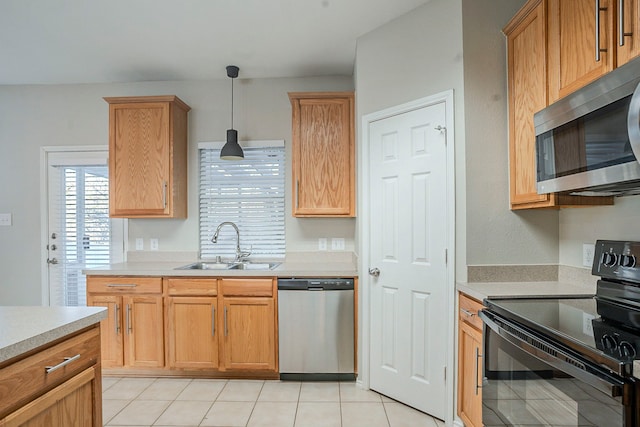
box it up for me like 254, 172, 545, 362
277, 278, 354, 290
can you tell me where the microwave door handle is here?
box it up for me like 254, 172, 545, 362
627, 80, 640, 162
480, 310, 625, 398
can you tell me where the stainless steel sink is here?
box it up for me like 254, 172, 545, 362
175, 261, 281, 271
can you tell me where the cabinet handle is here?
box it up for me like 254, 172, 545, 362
163, 180, 168, 209
475, 346, 483, 395
45, 354, 81, 374
460, 308, 476, 317
595, 0, 608, 61
212, 306, 216, 336
115, 303, 120, 335
295, 180, 299, 209
106, 283, 137, 288
126, 304, 132, 334
224, 306, 228, 337
619, 0, 633, 46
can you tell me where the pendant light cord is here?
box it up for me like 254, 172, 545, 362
231, 77, 234, 129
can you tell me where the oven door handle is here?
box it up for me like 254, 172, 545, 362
480, 310, 627, 399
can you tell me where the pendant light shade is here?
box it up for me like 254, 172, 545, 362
221, 65, 244, 160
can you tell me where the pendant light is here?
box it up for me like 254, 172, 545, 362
220, 65, 244, 160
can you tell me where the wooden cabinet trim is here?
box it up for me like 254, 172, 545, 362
87, 276, 162, 294
221, 278, 274, 297
165, 278, 218, 296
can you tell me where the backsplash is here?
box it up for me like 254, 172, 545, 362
467, 264, 558, 283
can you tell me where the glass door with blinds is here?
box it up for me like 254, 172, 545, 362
44, 148, 124, 306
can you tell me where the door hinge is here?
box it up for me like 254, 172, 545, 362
445, 249, 448, 264
444, 366, 447, 381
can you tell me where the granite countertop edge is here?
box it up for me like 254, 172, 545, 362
457, 280, 597, 303
0, 306, 107, 364
83, 261, 358, 278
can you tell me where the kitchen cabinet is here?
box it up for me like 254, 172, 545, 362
165, 278, 219, 369
289, 92, 355, 217
0, 327, 102, 427
104, 95, 190, 218
220, 278, 278, 372
547, 0, 640, 102
87, 276, 164, 370
457, 293, 483, 427
505, 0, 613, 209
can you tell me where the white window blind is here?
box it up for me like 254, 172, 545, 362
199, 145, 285, 259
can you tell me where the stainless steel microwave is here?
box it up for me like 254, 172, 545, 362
534, 58, 640, 196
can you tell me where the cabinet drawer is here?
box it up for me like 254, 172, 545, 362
87, 276, 162, 294
221, 279, 274, 297
459, 293, 484, 330
166, 278, 218, 296
0, 327, 100, 419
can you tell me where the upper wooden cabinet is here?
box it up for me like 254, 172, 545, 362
548, 0, 640, 103
505, 0, 614, 209
289, 92, 355, 217
104, 95, 190, 218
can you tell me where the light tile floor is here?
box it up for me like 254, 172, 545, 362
102, 377, 446, 427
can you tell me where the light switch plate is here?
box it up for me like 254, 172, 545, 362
583, 244, 595, 268
331, 238, 345, 251
0, 213, 11, 226
135, 238, 144, 251
318, 238, 327, 251
150, 238, 159, 251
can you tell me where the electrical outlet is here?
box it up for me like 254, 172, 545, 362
318, 238, 327, 251
150, 238, 159, 251
135, 238, 144, 251
331, 238, 345, 251
583, 312, 595, 336
0, 213, 11, 226
583, 243, 595, 268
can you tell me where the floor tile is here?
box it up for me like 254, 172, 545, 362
294, 402, 341, 427
217, 380, 264, 402
258, 381, 301, 402
102, 399, 130, 424
103, 377, 156, 400
138, 378, 191, 400
153, 400, 212, 426
107, 399, 171, 425
102, 377, 120, 392
384, 402, 438, 427
200, 401, 255, 426
341, 402, 389, 427
176, 379, 227, 401
247, 401, 297, 427
339, 382, 382, 402
299, 382, 340, 402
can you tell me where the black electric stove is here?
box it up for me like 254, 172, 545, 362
484, 240, 640, 378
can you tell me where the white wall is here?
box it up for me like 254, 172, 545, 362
0, 76, 355, 305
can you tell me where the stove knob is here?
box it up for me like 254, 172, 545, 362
602, 252, 618, 267
619, 341, 637, 359
602, 334, 618, 351
621, 255, 637, 268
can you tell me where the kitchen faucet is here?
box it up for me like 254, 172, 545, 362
211, 221, 251, 262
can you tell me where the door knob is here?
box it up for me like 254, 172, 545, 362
47, 258, 59, 265
369, 267, 380, 277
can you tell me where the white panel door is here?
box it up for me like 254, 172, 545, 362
369, 101, 448, 417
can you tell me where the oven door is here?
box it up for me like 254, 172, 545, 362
480, 310, 637, 427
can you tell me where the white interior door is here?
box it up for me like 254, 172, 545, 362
368, 99, 449, 418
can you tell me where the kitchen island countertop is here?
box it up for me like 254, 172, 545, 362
0, 306, 107, 364
457, 280, 596, 303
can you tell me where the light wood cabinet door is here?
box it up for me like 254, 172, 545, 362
105, 95, 190, 218
457, 293, 483, 427
87, 295, 123, 368
289, 92, 355, 217
0, 368, 98, 427
123, 295, 164, 368
221, 297, 276, 371
458, 321, 483, 427
548, 0, 615, 103
167, 297, 219, 369
617, 0, 640, 65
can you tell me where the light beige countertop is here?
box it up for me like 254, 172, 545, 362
83, 260, 358, 278
0, 306, 107, 364
457, 280, 596, 303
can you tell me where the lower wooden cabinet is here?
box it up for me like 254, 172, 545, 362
86, 276, 164, 369
0, 327, 102, 427
457, 293, 484, 427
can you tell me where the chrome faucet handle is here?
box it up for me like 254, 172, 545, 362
238, 245, 252, 262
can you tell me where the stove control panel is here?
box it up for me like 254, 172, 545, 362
592, 240, 640, 283
592, 318, 640, 362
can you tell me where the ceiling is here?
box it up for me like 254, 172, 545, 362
0, 0, 428, 85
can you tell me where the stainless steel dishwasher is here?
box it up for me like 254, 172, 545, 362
278, 278, 355, 381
